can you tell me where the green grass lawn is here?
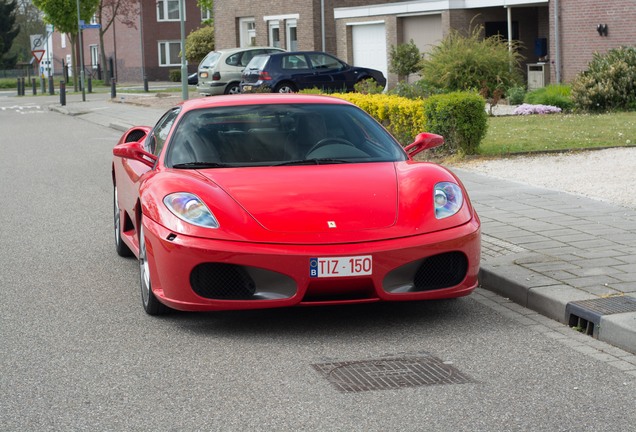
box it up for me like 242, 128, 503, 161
480, 111, 636, 156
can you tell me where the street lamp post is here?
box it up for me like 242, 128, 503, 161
179, 0, 188, 100
76, 0, 86, 102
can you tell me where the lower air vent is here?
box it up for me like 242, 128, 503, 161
190, 263, 256, 300
414, 252, 467, 291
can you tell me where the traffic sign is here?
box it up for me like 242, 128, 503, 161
32, 50, 45, 62
80, 23, 101, 30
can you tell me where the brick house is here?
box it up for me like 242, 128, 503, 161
215, 0, 636, 88
46, 0, 636, 86
49, 0, 207, 83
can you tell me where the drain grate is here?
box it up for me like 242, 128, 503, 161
312, 354, 473, 393
566, 296, 636, 337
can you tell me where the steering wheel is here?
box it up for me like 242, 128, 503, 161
306, 137, 355, 156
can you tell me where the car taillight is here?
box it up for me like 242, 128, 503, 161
212, 72, 221, 80
259, 71, 271, 81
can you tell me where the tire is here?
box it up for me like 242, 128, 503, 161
274, 82, 297, 93
139, 221, 170, 315
225, 83, 241, 95
114, 185, 133, 257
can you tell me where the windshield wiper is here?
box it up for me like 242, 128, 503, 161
275, 158, 351, 166
172, 162, 231, 169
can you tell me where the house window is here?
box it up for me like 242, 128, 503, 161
158, 41, 182, 66
269, 21, 280, 48
201, 7, 212, 21
61, 33, 66, 48
157, 0, 182, 22
90, 14, 98, 25
90, 45, 99, 69
286, 19, 297, 51
239, 18, 256, 47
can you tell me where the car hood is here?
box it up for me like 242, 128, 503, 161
200, 163, 398, 233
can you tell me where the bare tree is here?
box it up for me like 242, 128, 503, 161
96, 0, 138, 83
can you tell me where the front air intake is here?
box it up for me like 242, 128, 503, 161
190, 263, 256, 300
413, 252, 468, 291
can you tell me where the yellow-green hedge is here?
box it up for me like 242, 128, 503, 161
329, 93, 426, 145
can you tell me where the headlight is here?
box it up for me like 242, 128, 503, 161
200, 72, 208, 79
164, 193, 219, 228
434, 182, 463, 219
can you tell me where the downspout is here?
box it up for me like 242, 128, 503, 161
554, 0, 561, 83
507, 6, 512, 53
321, 0, 326, 51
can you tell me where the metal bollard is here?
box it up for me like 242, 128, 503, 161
41, 78, 46, 94
48, 76, 54, 95
17, 78, 22, 96
143, 77, 149, 92
32, 78, 37, 95
21, 78, 25, 96
88, 77, 92, 93
110, 79, 116, 98
60, 81, 66, 106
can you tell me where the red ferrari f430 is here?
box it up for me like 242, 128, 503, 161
112, 94, 480, 315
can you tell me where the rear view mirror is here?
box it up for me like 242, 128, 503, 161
113, 141, 157, 168
404, 133, 445, 158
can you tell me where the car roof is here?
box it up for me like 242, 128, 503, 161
177, 94, 356, 111
215, 46, 285, 56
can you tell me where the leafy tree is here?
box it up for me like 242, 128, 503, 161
185, 25, 214, 64
33, 0, 99, 88
0, 0, 20, 68
420, 26, 523, 108
389, 39, 422, 82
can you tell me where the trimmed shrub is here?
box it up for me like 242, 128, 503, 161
571, 46, 636, 112
506, 85, 526, 105
524, 84, 573, 111
423, 92, 488, 155
169, 69, 181, 82
331, 93, 426, 145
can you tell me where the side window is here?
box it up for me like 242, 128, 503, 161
308, 53, 343, 71
241, 49, 263, 67
226, 53, 241, 66
281, 54, 308, 70
146, 108, 180, 155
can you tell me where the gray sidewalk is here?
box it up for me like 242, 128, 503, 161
44, 93, 636, 353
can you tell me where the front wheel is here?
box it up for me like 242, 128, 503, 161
139, 221, 170, 315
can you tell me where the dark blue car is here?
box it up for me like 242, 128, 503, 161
240, 51, 386, 93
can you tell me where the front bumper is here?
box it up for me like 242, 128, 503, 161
142, 216, 481, 311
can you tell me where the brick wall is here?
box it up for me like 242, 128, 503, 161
549, 0, 636, 83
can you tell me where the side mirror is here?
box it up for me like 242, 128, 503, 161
113, 141, 157, 168
404, 133, 445, 158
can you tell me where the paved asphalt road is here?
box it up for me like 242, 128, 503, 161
1, 97, 635, 431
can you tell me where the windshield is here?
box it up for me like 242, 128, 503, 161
198, 52, 222, 69
165, 104, 408, 168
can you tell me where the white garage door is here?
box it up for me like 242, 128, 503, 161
351, 23, 387, 86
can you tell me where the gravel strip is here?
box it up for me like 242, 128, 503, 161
450, 147, 636, 209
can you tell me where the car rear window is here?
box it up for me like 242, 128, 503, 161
245, 55, 270, 70
199, 52, 221, 69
